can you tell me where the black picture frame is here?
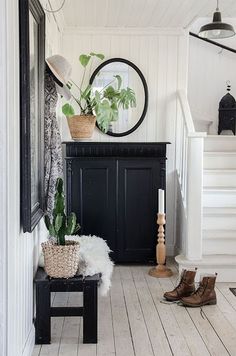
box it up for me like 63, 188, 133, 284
89, 58, 148, 137
19, 0, 45, 232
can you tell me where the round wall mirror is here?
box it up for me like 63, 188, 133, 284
90, 58, 148, 137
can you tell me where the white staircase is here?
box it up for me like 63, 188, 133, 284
202, 137, 236, 258
175, 91, 236, 281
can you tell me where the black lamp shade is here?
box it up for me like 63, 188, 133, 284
199, 11, 235, 39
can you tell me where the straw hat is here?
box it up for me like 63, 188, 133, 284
46, 55, 72, 100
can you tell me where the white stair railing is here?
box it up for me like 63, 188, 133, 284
176, 90, 207, 260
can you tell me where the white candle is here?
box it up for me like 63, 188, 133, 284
158, 189, 165, 214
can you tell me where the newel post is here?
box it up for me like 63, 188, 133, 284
186, 135, 204, 260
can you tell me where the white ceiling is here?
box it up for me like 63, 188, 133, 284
51, 0, 236, 29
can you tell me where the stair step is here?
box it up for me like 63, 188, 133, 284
203, 228, 236, 253
204, 152, 236, 169
203, 213, 236, 230
204, 135, 236, 152
176, 254, 236, 282
203, 169, 236, 188
203, 229, 236, 239
203, 207, 236, 215
203, 239, 236, 255
203, 207, 236, 254
203, 187, 236, 207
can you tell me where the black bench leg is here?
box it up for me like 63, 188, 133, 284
83, 281, 98, 343
35, 282, 51, 344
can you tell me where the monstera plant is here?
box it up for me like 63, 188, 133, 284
62, 52, 136, 137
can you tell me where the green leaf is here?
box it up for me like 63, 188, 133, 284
48, 224, 56, 237
95, 99, 117, 133
90, 52, 105, 60
81, 84, 92, 100
95, 90, 101, 102
44, 215, 56, 236
79, 54, 91, 67
53, 195, 65, 216
73, 223, 81, 234
103, 86, 118, 100
58, 231, 65, 245
56, 178, 63, 194
62, 103, 75, 117
55, 214, 63, 233
117, 87, 136, 109
66, 212, 77, 235
110, 102, 118, 121
114, 75, 122, 90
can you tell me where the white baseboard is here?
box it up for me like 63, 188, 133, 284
22, 324, 35, 356
175, 254, 236, 282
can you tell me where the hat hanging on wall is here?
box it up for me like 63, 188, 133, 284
46, 55, 72, 100
199, 0, 235, 39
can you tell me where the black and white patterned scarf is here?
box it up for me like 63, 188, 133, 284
44, 69, 63, 217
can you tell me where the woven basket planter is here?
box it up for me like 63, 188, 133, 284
42, 240, 80, 278
67, 115, 96, 139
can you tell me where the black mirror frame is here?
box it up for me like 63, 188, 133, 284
89, 58, 148, 137
19, 0, 45, 232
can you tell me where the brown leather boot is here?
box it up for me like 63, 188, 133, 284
181, 274, 217, 307
163, 269, 197, 301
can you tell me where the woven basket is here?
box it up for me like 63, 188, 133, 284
67, 115, 96, 139
42, 240, 80, 278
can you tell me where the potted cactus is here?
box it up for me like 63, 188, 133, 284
42, 178, 80, 278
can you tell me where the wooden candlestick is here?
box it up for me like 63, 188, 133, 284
149, 213, 173, 278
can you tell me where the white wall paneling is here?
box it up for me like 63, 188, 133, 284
0, 0, 8, 354
60, 28, 189, 254
188, 34, 236, 134
0, 1, 61, 355
175, 89, 206, 260
40, 0, 63, 56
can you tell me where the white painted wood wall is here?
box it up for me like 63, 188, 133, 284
60, 28, 189, 254
0, 1, 61, 355
188, 34, 236, 134
175, 91, 206, 260
0, 5, 189, 355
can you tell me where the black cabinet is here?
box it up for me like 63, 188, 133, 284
67, 158, 117, 254
64, 142, 169, 263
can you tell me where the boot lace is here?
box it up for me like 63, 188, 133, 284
194, 281, 207, 319
173, 271, 186, 292
160, 275, 185, 305
194, 283, 205, 296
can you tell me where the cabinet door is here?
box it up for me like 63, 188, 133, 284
117, 159, 160, 262
66, 158, 117, 259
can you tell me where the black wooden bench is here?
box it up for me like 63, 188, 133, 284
34, 267, 100, 344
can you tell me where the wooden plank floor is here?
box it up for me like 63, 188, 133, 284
33, 262, 236, 356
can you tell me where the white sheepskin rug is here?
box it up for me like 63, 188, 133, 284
66, 235, 114, 296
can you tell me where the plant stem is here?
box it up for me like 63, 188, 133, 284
71, 93, 84, 113
80, 67, 86, 92
71, 79, 83, 94
89, 57, 94, 81
97, 78, 117, 94
82, 78, 117, 113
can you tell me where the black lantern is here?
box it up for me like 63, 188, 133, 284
218, 83, 236, 135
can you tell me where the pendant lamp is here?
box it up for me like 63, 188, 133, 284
199, 0, 235, 39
